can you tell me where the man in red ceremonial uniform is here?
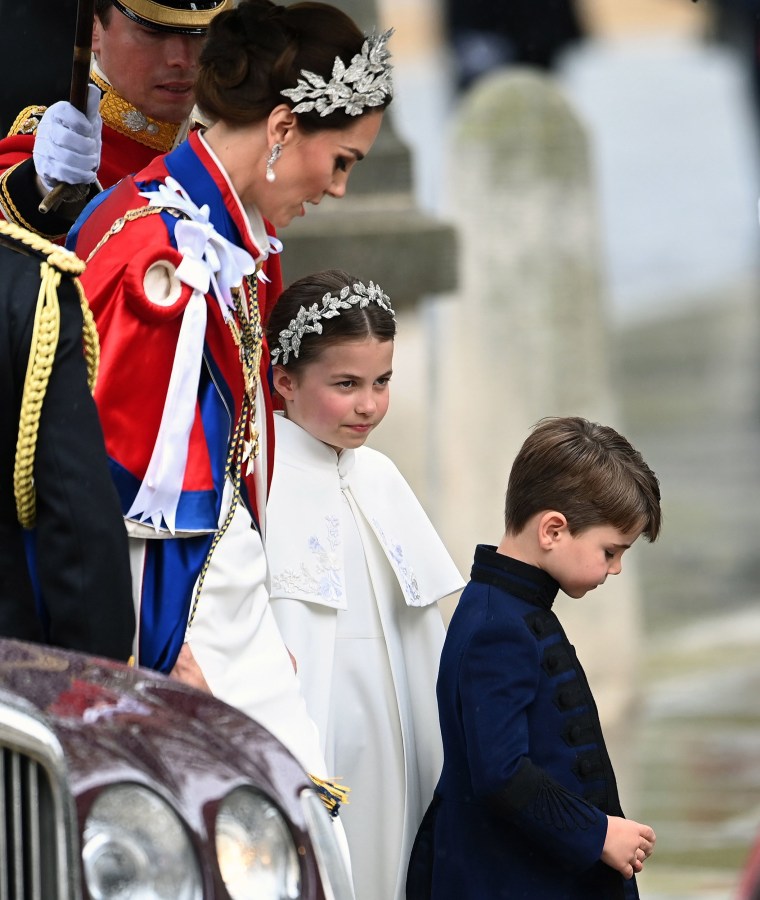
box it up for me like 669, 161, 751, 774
0, 0, 230, 242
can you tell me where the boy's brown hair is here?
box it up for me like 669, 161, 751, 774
505, 416, 661, 541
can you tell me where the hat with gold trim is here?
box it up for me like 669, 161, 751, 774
111, 0, 232, 35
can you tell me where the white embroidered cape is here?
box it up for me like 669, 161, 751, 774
266, 414, 464, 609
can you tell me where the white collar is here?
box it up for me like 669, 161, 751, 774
197, 131, 272, 264
274, 413, 356, 475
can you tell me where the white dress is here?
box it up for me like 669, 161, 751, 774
267, 414, 465, 900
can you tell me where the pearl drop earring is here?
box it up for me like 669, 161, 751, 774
266, 143, 282, 183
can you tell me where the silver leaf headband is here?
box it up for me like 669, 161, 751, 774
280, 28, 394, 118
270, 281, 395, 365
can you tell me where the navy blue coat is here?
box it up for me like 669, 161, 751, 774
407, 545, 639, 900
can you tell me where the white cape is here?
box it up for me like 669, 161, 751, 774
267, 414, 464, 900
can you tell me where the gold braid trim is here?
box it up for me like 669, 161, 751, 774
2, 221, 100, 527
186, 401, 248, 629
0, 220, 85, 273
6, 105, 46, 137
186, 277, 263, 629
0, 162, 42, 235
76, 278, 100, 391
14, 260, 61, 528
90, 70, 182, 152
83, 206, 264, 638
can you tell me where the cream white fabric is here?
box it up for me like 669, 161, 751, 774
143, 261, 182, 306
186, 496, 326, 778
267, 414, 465, 900
127, 463, 325, 776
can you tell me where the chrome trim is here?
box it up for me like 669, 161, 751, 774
300, 789, 356, 900
0, 692, 81, 900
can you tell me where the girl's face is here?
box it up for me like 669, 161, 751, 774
259, 111, 384, 228
274, 337, 393, 453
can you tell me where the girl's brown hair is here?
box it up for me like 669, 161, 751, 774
265, 269, 396, 372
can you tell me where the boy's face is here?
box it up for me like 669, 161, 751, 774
547, 522, 643, 599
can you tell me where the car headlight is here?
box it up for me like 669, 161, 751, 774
215, 786, 301, 900
82, 784, 201, 900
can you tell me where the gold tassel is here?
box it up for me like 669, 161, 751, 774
309, 774, 351, 818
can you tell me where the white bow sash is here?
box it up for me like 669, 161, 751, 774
126, 178, 257, 533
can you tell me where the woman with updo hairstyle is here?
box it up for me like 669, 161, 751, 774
196, 0, 382, 131
66, 0, 395, 860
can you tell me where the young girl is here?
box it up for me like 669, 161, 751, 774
265, 270, 464, 900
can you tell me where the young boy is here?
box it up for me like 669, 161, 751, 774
407, 416, 661, 900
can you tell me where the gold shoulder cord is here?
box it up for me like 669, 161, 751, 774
2, 221, 100, 528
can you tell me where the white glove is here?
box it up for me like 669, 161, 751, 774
33, 83, 103, 192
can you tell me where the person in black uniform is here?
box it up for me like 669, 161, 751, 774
444, 0, 584, 90
408, 416, 661, 900
0, 220, 134, 660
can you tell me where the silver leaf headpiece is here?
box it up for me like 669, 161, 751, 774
270, 280, 395, 365
280, 28, 394, 118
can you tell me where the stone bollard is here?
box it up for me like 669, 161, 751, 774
373, 66, 644, 807
434, 68, 620, 540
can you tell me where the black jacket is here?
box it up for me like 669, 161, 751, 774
0, 227, 134, 660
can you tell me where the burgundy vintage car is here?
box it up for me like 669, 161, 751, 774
738, 833, 760, 900
0, 638, 353, 900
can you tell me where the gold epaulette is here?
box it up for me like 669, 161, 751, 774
2, 221, 100, 529
6, 105, 47, 138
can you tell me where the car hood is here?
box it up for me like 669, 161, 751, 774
0, 639, 310, 810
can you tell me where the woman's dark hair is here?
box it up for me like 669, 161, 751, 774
265, 269, 396, 372
195, 0, 392, 130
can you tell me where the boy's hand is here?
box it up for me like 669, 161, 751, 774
601, 816, 656, 879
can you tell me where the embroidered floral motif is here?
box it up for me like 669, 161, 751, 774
271, 515, 343, 603
371, 519, 421, 603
